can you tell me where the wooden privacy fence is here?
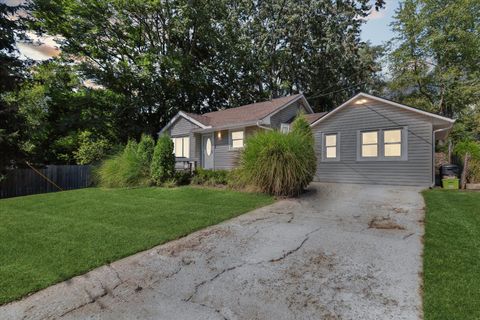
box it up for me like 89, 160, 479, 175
0, 165, 92, 199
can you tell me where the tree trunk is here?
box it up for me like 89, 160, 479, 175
448, 140, 452, 163
461, 152, 470, 189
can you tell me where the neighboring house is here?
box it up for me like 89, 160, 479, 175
159, 92, 454, 187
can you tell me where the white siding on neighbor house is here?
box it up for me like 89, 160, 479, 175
168, 117, 201, 164
313, 101, 434, 186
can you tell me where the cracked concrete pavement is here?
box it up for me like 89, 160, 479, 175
0, 182, 425, 320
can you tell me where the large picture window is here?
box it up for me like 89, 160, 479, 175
172, 136, 190, 158
230, 130, 244, 149
357, 128, 407, 161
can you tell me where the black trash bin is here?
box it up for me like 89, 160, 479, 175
440, 164, 460, 178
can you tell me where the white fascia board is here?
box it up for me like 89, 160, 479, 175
310, 92, 455, 127
158, 111, 210, 135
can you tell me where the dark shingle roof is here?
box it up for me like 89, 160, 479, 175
187, 94, 303, 127
304, 112, 327, 124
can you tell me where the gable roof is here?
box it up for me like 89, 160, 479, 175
310, 92, 455, 128
304, 112, 327, 124
160, 94, 312, 134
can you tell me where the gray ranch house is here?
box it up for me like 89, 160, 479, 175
159, 93, 454, 187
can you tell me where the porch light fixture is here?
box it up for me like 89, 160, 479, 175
355, 98, 368, 105
217, 131, 222, 139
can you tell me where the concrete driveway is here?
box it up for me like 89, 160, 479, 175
1, 183, 425, 320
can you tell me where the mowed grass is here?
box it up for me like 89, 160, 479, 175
0, 187, 273, 305
422, 190, 480, 320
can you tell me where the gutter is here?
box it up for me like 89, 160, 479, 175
256, 120, 273, 131
431, 126, 454, 188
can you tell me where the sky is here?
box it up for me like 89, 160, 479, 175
3, 0, 401, 60
361, 0, 400, 46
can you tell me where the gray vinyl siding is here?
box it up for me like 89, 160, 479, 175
168, 117, 201, 164
213, 130, 238, 170
211, 126, 261, 170
269, 101, 306, 128
313, 102, 434, 187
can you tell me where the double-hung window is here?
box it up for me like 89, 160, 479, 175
230, 130, 244, 149
280, 123, 290, 134
383, 129, 402, 157
172, 136, 190, 158
361, 131, 378, 157
322, 133, 339, 161
358, 128, 407, 160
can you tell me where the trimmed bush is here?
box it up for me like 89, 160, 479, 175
137, 134, 155, 175
238, 116, 316, 196
191, 168, 229, 186
151, 134, 175, 185
174, 170, 192, 186
96, 139, 149, 187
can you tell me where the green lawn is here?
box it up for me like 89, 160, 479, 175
423, 190, 480, 320
0, 187, 273, 305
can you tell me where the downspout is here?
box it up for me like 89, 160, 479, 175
256, 120, 273, 131
431, 127, 452, 188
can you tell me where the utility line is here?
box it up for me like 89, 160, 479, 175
306, 81, 369, 100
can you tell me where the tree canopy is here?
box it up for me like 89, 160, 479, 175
387, 0, 480, 140
28, 0, 383, 137
0, 2, 28, 177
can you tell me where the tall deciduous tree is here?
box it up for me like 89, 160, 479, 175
5, 61, 123, 164
387, 0, 480, 135
29, 0, 384, 136
0, 2, 28, 178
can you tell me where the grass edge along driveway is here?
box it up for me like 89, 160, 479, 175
0, 186, 274, 305
422, 189, 480, 320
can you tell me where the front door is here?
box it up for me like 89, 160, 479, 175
202, 134, 214, 169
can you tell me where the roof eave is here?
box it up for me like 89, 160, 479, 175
191, 120, 264, 133
310, 92, 456, 127
158, 111, 211, 135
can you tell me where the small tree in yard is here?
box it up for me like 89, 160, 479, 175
73, 131, 111, 165
137, 134, 155, 175
238, 115, 316, 197
151, 134, 175, 185
454, 140, 480, 188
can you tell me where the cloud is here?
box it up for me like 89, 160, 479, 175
366, 8, 386, 20
17, 33, 61, 60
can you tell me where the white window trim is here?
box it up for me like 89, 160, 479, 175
280, 123, 290, 134
321, 132, 340, 162
356, 127, 408, 161
172, 135, 190, 158
229, 129, 245, 150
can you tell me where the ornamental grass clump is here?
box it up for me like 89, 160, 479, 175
238, 115, 316, 196
96, 139, 150, 187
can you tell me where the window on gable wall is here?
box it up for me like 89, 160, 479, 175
383, 129, 402, 157
358, 128, 407, 160
361, 131, 378, 157
172, 136, 190, 158
322, 133, 339, 161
